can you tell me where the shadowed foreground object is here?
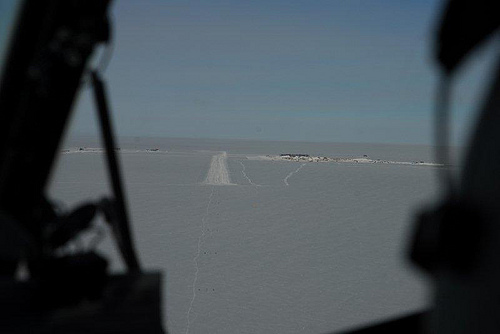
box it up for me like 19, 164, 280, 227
436, 0, 500, 73
411, 0, 500, 334
1, 273, 163, 333
0, 0, 163, 332
343, 0, 500, 332
341, 312, 427, 334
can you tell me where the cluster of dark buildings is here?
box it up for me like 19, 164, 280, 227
280, 154, 310, 158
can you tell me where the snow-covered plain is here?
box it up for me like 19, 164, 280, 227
49, 139, 435, 334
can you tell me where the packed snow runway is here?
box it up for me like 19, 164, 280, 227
204, 152, 233, 185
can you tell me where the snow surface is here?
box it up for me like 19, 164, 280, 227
49, 141, 435, 334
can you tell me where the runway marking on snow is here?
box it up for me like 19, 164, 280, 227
238, 161, 258, 186
204, 151, 233, 185
185, 186, 215, 334
284, 163, 306, 186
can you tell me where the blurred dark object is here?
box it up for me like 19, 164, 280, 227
340, 311, 427, 334
410, 0, 500, 333
34, 252, 108, 307
0, 0, 163, 332
91, 71, 140, 272
0, 0, 111, 271
1, 273, 163, 334
410, 199, 484, 274
436, 0, 500, 73
345, 0, 500, 332
412, 53, 500, 334
46, 203, 97, 250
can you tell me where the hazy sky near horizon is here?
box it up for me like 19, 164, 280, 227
1, 0, 498, 144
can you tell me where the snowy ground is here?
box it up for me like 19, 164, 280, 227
49, 145, 434, 334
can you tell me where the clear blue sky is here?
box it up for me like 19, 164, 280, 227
1, 0, 498, 144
